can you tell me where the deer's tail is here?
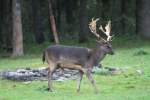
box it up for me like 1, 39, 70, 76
42, 51, 45, 64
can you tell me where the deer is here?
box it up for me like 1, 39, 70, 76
42, 18, 114, 93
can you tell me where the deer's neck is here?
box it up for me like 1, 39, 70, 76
90, 46, 107, 67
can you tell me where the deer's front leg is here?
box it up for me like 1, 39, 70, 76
77, 70, 83, 92
97, 63, 102, 68
85, 69, 98, 93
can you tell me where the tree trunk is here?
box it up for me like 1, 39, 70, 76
111, 0, 123, 35
6, 0, 12, 52
48, 0, 59, 44
96, 0, 102, 17
101, 0, 111, 20
136, 0, 150, 38
0, 0, 3, 48
12, 0, 23, 57
79, 0, 88, 43
121, 0, 126, 35
65, 0, 75, 24
0, 0, 12, 51
31, 0, 45, 44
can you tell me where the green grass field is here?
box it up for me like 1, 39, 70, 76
0, 37, 150, 100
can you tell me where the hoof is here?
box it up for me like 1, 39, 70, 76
76, 89, 80, 93
47, 88, 53, 92
94, 90, 99, 94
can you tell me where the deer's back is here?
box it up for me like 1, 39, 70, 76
45, 45, 92, 65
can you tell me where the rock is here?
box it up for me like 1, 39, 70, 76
38, 67, 47, 70
136, 69, 144, 75
32, 69, 39, 73
92, 67, 101, 73
23, 81, 31, 84
70, 75, 78, 80
52, 73, 59, 80
0, 67, 79, 81
0, 72, 2, 77
16, 69, 27, 73
64, 73, 71, 78
109, 69, 122, 75
56, 77, 66, 82
1, 66, 143, 81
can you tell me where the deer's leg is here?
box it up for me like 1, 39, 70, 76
98, 63, 102, 68
48, 69, 52, 92
48, 63, 56, 92
77, 70, 83, 92
85, 70, 98, 93
60, 67, 64, 75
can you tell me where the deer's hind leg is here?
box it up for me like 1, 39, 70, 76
77, 70, 83, 92
47, 61, 56, 92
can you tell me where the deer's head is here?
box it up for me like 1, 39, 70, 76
89, 18, 114, 55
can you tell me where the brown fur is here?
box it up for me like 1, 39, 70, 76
43, 43, 114, 93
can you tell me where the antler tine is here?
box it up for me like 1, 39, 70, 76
89, 18, 107, 42
99, 20, 113, 41
89, 18, 100, 38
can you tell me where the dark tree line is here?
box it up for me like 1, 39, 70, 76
0, 0, 150, 57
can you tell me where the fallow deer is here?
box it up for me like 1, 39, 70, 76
43, 18, 114, 93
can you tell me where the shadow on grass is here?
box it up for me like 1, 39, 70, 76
36, 85, 49, 92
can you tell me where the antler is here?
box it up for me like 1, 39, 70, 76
99, 21, 112, 41
89, 18, 100, 38
89, 18, 106, 42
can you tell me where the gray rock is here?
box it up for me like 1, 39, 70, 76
136, 69, 144, 75
17, 69, 27, 73
56, 77, 66, 82
1, 67, 79, 81
64, 73, 71, 78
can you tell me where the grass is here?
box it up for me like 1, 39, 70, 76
0, 37, 150, 100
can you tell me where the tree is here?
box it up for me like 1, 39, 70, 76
0, 0, 3, 48
57, 0, 67, 34
96, 0, 103, 17
136, 0, 150, 38
101, 0, 111, 19
121, 0, 128, 35
12, 0, 23, 57
48, 0, 59, 44
79, 0, 88, 43
0, 0, 12, 51
31, 0, 45, 44
111, 0, 123, 35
